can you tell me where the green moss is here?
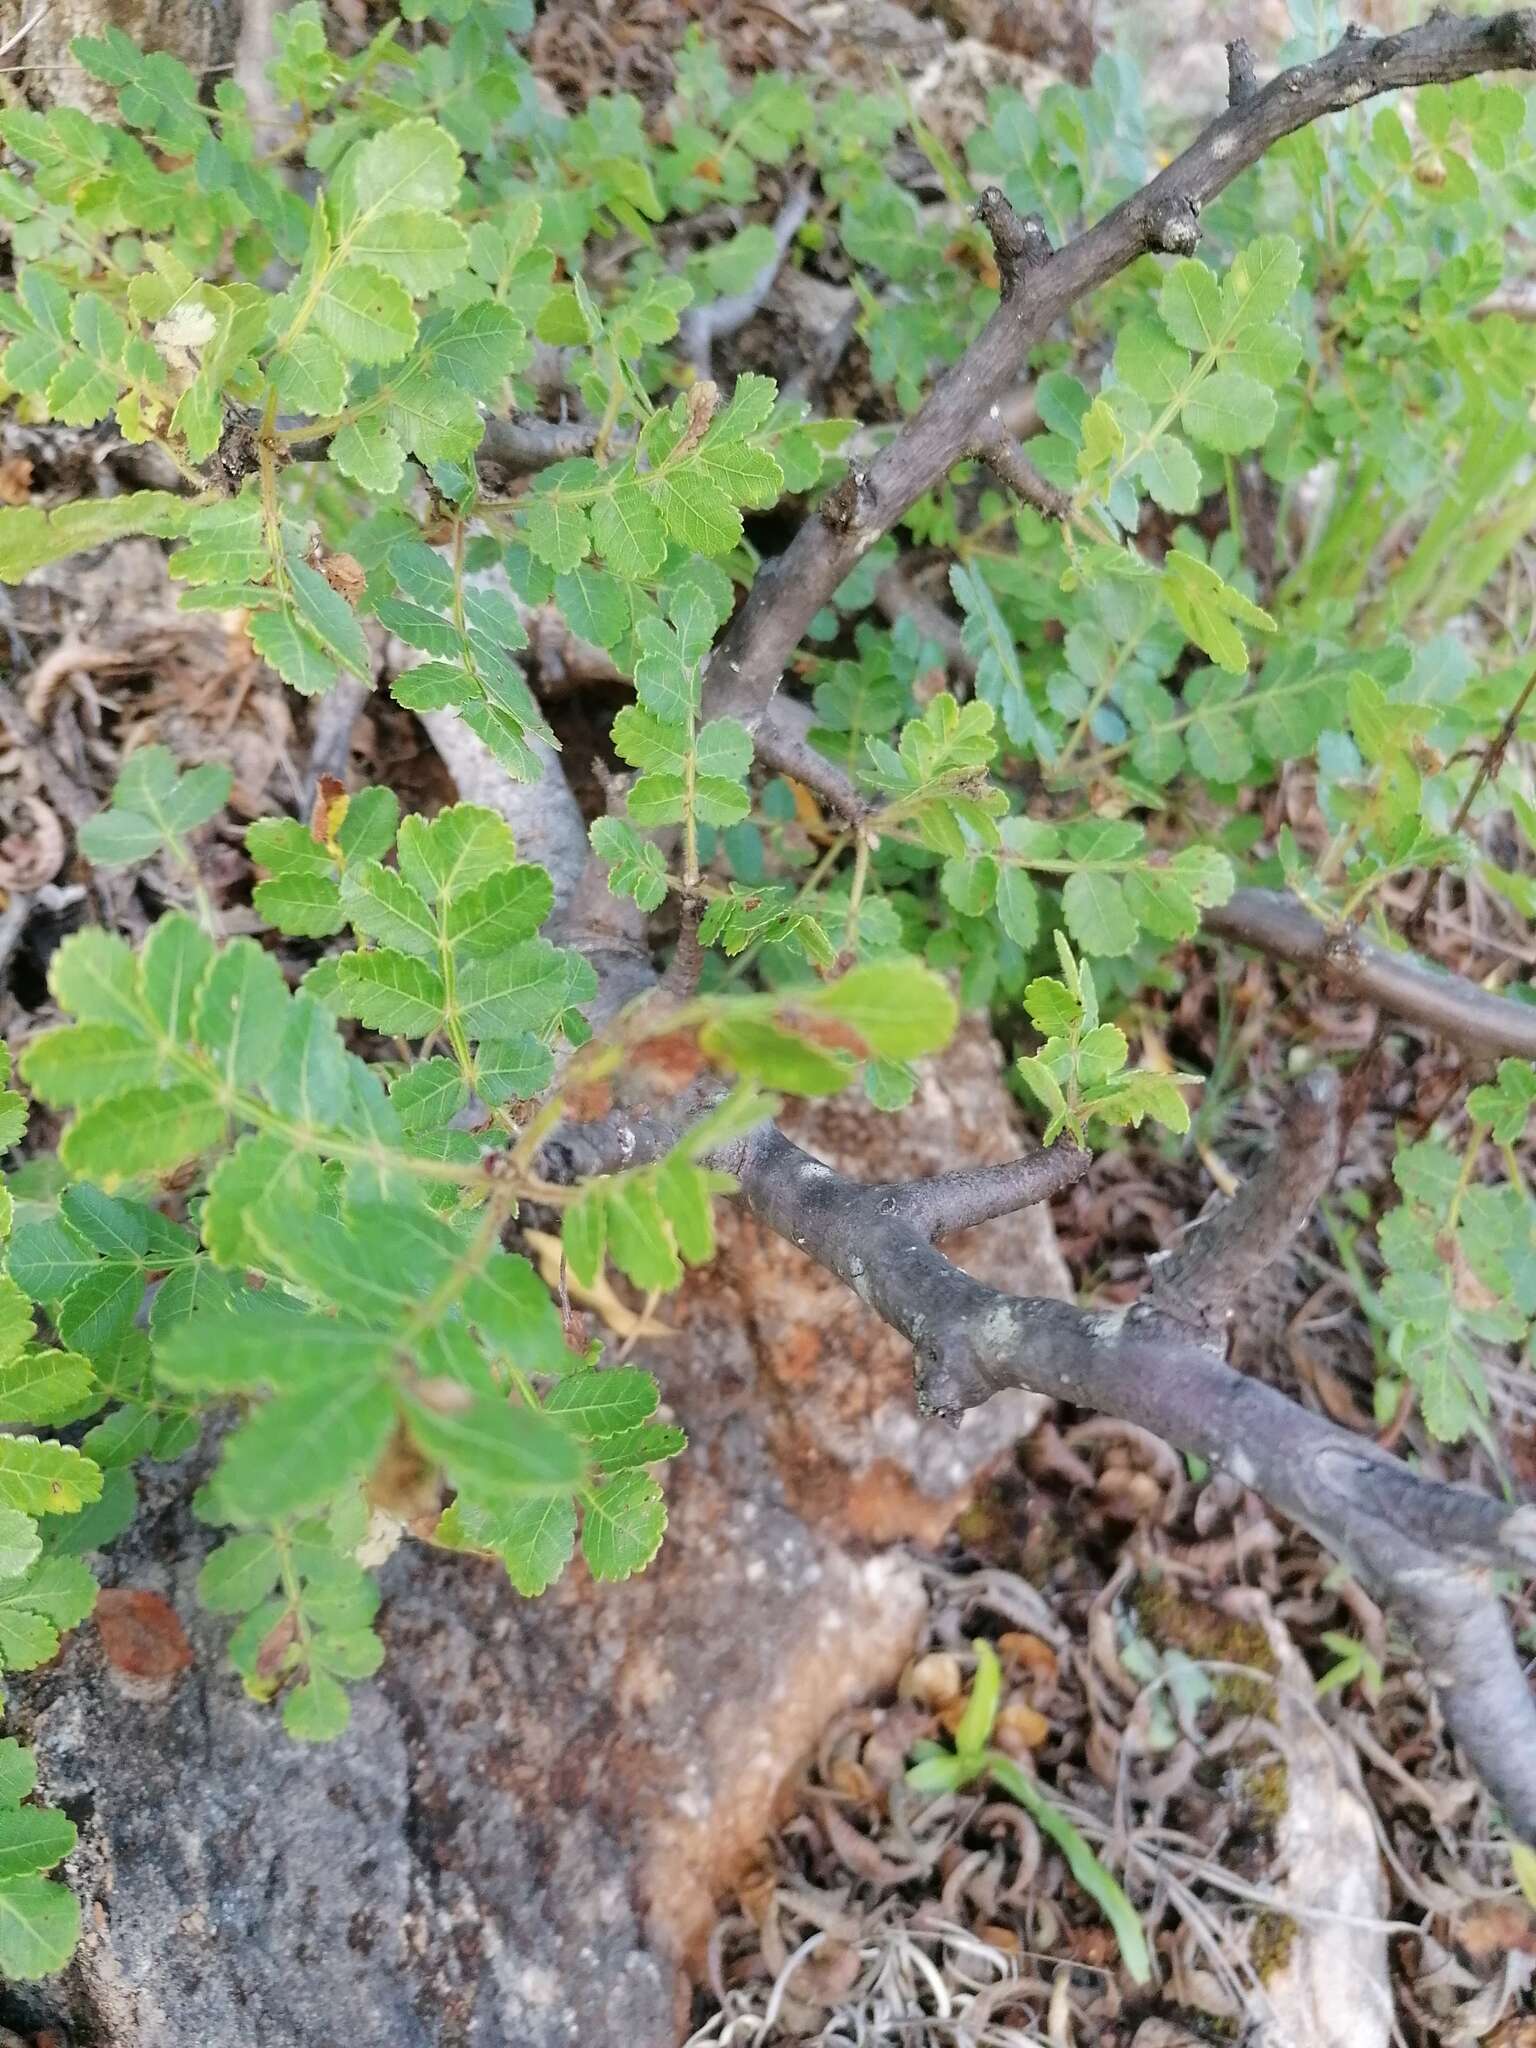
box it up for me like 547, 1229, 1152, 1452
1130, 1573, 1277, 1715
1251, 1909, 1298, 1983
1242, 1756, 1291, 1829
1164, 2009, 1241, 2044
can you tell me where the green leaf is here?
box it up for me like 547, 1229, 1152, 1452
0, 1350, 95, 1427
194, 938, 290, 1089
0, 1556, 96, 1670
338, 116, 463, 222
1116, 317, 1188, 405
47, 928, 144, 1029
806, 960, 958, 1062
0, 1875, 81, 1980
604, 1179, 682, 1292
454, 942, 568, 1039
523, 491, 590, 574
0, 1738, 36, 1805
80, 744, 232, 868
1161, 550, 1274, 674
649, 469, 742, 556
1181, 369, 1276, 454
464, 1253, 570, 1375
581, 1469, 666, 1581
591, 485, 667, 578
141, 911, 217, 1040
0, 1279, 32, 1366
444, 866, 554, 954
1159, 258, 1225, 352
0, 1804, 75, 1882
544, 1368, 658, 1440
218, 1376, 395, 1521
314, 264, 418, 365
349, 210, 469, 294
404, 1394, 585, 1495
11, 1023, 143, 1109
330, 417, 406, 495
60, 1083, 225, 1185
396, 804, 516, 904
253, 873, 346, 939
0, 492, 188, 584
283, 1671, 352, 1741
334, 950, 446, 1035
441, 1491, 576, 1597
0, 1439, 100, 1517
1467, 1060, 1536, 1144
271, 334, 348, 415
267, 994, 354, 1128
1136, 435, 1202, 514
0, 1510, 41, 1583
287, 561, 370, 678
1227, 234, 1302, 326
954, 1638, 1002, 1757
428, 302, 528, 391
985, 1751, 1151, 1985
340, 861, 437, 957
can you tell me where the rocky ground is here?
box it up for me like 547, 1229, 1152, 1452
2, 2, 1535, 2045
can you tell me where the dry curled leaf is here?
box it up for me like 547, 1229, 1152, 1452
899, 1651, 962, 1709
998, 1630, 1059, 1690
310, 774, 348, 846
0, 454, 33, 505
319, 551, 366, 606
0, 794, 66, 889
1456, 1899, 1536, 1962
254, 1611, 300, 1681
524, 1227, 672, 1342
676, 377, 719, 460
993, 1699, 1051, 1754
96, 1588, 194, 1682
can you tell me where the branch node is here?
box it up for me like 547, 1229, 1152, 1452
974, 429, 1072, 521
1203, 888, 1536, 1062
891, 1143, 1091, 1240
974, 186, 1052, 299
1145, 195, 1202, 255
1226, 37, 1258, 105
819, 465, 878, 535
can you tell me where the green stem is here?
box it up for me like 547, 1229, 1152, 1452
843, 831, 871, 952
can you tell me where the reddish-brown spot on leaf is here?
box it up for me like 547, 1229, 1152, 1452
309, 774, 348, 845
776, 1009, 870, 1061
255, 1611, 301, 1682
96, 1588, 194, 1682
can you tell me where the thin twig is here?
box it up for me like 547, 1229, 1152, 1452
0, 675, 96, 827
699, 10, 1536, 738
1203, 887, 1536, 1063
680, 181, 813, 378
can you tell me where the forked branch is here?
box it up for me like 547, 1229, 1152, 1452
700, 10, 1536, 733
436, 11, 1536, 1841
1204, 888, 1536, 1062
469, 752, 1536, 1839
718, 1093, 1536, 1842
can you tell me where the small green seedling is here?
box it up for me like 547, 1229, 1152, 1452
905, 1638, 1153, 1985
